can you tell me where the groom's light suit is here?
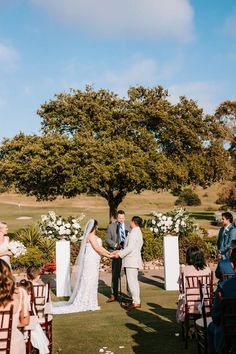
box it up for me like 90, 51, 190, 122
118, 226, 143, 305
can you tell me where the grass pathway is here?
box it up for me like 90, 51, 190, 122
52, 270, 195, 354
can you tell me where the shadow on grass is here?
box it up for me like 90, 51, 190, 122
138, 272, 165, 289
98, 279, 111, 298
124, 302, 193, 354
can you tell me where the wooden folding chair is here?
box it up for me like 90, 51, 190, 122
220, 297, 236, 354
0, 305, 13, 354
25, 286, 38, 354
180, 271, 213, 349
33, 283, 52, 354
195, 280, 213, 354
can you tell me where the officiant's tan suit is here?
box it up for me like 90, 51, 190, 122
118, 217, 143, 307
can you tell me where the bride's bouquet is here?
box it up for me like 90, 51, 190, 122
8, 240, 27, 257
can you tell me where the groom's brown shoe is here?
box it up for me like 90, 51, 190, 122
128, 303, 141, 309
107, 295, 117, 302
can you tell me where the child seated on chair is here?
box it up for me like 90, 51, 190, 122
26, 265, 44, 285
26, 265, 53, 327
18, 279, 49, 354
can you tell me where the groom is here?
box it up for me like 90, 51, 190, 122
112, 216, 143, 309
106, 210, 130, 302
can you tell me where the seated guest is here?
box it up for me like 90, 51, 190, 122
179, 245, 211, 290
19, 279, 49, 354
0, 259, 29, 354
27, 266, 43, 285
215, 240, 236, 288
208, 248, 236, 354
177, 246, 211, 322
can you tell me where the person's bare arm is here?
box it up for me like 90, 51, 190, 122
89, 234, 111, 257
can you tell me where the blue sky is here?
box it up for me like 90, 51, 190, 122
0, 0, 236, 142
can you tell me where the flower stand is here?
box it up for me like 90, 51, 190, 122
56, 239, 71, 296
163, 236, 179, 290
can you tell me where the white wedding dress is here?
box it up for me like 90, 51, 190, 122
52, 220, 101, 314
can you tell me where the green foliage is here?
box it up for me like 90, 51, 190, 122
216, 182, 236, 208
175, 188, 201, 206
70, 242, 80, 265
203, 235, 218, 260
13, 224, 55, 268
0, 86, 230, 219
142, 229, 163, 262
11, 246, 47, 269
178, 234, 210, 264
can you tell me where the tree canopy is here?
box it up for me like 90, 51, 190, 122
0, 86, 230, 217
214, 100, 236, 207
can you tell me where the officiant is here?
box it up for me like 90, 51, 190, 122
106, 210, 130, 302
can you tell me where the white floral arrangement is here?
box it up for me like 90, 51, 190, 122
39, 211, 85, 242
148, 207, 198, 238
8, 240, 27, 257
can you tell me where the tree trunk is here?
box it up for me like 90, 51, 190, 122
107, 192, 127, 223
108, 199, 119, 222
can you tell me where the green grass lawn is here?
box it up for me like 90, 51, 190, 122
0, 184, 221, 232
52, 271, 196, 354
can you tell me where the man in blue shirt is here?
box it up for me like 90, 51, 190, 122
217, 212, 236, 260
208, 248, 236, 353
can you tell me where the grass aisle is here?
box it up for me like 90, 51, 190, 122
52, 271, 195, 354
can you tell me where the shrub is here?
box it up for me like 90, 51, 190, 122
175, 188, 201, 206
178, 234, 209, 264
13, 225, 55, 268
203, 235, 218, 261
216, 182, 236, 208
142, 229, 163, 262
11, 246, 48, 269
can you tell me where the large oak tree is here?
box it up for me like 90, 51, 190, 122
0, 86, 230, 217
214, 100, 236, 207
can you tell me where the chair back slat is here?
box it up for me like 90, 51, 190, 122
33, 283, 50, 317
183, 271, 213, 314
33, 283, 52, 354
0, 305, 13, 354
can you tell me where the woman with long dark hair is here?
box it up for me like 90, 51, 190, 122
0, 259, 29, 353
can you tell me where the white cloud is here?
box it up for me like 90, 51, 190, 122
30, 0, 194, 42
57, 55, 185, 97
0, 43, 19, 68
168, 81, 223, 114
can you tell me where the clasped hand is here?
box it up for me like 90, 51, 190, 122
110, 251, 120, 258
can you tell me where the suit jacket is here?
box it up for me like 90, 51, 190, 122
217, 224, 236, 258
106, 221, 130, 251
212, 275, 236, 324
118, 226, 143, 269
215, 259, 234, 281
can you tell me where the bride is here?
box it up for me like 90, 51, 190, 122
52, 219, 111, 314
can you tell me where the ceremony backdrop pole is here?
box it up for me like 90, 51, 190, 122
163, 235, 179, 290
56, 240, 71, 296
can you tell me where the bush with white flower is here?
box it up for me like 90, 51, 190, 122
147, 207, 198, 238
39, 211, 85, 242
8, 240, 27, 257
